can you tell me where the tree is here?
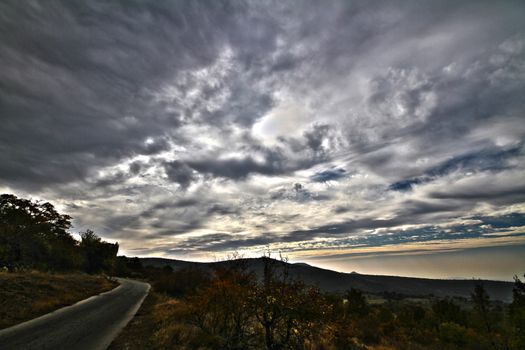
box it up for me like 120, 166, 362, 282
0, 193, 80, 270
80, 229, 119, 273
432, 298, 466, 326
471, 283, 499, 350
510, 274, 525, 348
188, 262, 257, 349
344, 288, 369, 318
250, 256, 328, 349
113, 256, 143, 277
472, 284, 491, 331
154, 266, 209, 297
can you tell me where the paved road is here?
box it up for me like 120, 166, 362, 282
0, 278, 150, 350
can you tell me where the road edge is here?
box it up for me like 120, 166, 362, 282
99, 278, 151, 349
0, 279, 122, 336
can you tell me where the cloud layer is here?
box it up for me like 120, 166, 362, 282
1, 1, 524, 271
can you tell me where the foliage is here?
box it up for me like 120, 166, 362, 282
432, 298, 466, 325
3, 193, 523, 349
250, 257, 330, 349
510, 274, 525, 348
80, 229, 119, 273
0, 193, 118, 273
151, 265, 210, 297
188, 262, 257, 349
113, 256, 143, 277
136, 258, 524, 350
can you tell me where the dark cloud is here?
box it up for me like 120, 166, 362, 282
0, 1, 275, 189
129, 161, 146, 175
157, 213, 525, 253
389, 145, 523, 191
429, 183, 525, 203
1, 1, 524, 263
173, 140, 323, 182
394, 199, 469, 218
310, 168, 347, 183
388, 178, 423, 192
473, 213, 525, 229
148, 220, 205, 238
304, 124, 331, 152
428, 145, 522, 176
105, 214, 142, 232
269, 183, 331, 202
173, 233, 278, 252
141, 197, 200, 219
163, 161, 195, 189
333, 205, 351, 214
207, 203, 239, 216
284, 196, 491, 242
307, 222, 525, 252
187, 156, 280, 180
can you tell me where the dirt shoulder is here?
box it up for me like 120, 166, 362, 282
0, 271, 117, 329
108, 292, 165, 350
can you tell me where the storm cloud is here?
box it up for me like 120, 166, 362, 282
1, 1, 524, 269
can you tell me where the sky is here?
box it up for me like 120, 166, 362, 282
1, 0, 524, 280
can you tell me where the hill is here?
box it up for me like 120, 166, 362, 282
0, 271, 116, 329
140, 257, 514, 301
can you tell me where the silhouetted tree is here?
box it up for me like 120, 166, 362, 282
188, 262, 257, 349
154, 266, 210, 297
472, 283, 499, 350
80, 229, 119, 273
345, 288, 369, 317
251, 256, 329, 349
510, 274, 525, 348
113, 256, 144, 277
432, 298, 466, 326
0, 193, 80, 270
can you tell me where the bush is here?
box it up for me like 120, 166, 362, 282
439, 322, 468, 347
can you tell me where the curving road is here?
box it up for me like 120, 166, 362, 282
0, 278, 150, 350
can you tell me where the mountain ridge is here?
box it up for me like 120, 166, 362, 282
140, 256, 514, 301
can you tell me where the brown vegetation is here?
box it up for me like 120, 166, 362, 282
0, 271, 117, 329
109, 292, 191, 350
111, 256, 525, 350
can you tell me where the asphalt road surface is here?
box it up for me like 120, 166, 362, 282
0, 278, 150, 350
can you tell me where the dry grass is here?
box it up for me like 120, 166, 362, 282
109, 292, 165, 350
109, 292, 202, 350
0, 270, 117, 329
109, 293, 422, 350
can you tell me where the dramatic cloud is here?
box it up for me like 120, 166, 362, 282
1, 1, 524, 278
311, 168, 347, 183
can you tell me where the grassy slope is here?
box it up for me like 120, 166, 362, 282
0, 271, 117, 329
109, 292, 203, 350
